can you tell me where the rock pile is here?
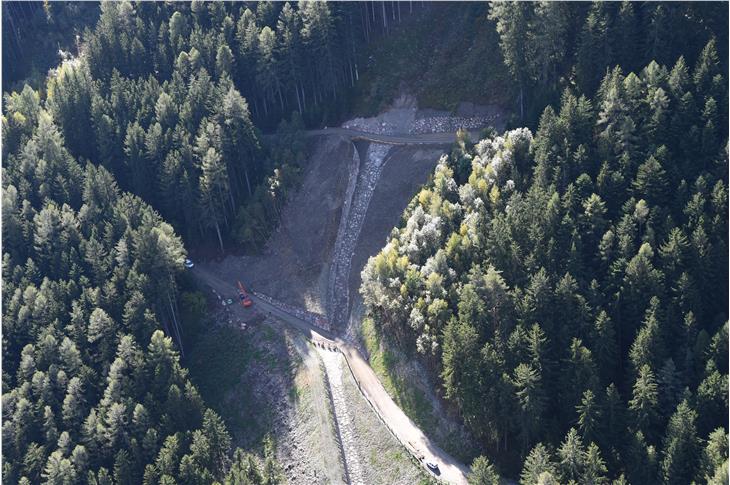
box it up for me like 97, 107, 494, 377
344, 114, 496, 136
409, 115, 495, 134
342, 117, 399, 135
318, 349, 366, 485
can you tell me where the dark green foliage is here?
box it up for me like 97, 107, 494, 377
520, 443, 557, 485
2, 45, 282, 485
2, 2, 728, 483
489, 1, 727, 123
468, 455, 500, 485
7, 2, 370, 252
361, 46, 728, 478
2, 2, 100, 91
76, 1, 424, 129
661, 400, 700, 484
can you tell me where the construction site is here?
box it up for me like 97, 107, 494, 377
192, 101, 504, 484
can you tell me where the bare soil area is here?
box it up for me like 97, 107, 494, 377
207, 135, 357, 313
208, 132, 452, 332
195, 107, 492, 483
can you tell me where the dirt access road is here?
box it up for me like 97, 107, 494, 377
306, 127, 481, 146
262, 127, 481, 146
194, 266, 470, 485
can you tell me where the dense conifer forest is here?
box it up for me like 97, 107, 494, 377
1, 90, 283, 483
362, 12, 729, 485
3, 2, 433, 482
2, 1, 728, 484
1, 2, 337, 483
5, 1, 427, 253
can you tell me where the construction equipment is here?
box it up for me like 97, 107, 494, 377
237, 281, 253, 308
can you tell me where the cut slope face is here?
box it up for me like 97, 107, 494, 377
202, 113, 471, 483
209, 132, 451, 331
344, 94, 504, 135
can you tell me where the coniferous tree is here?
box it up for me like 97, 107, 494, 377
468, 456, 500, 485
661, 400, 700, 484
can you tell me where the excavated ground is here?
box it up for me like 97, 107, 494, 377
208, 134, 355, 313
208, 135, 450, 326
201, 101, 505, 481
204, 133, 448, 482
205, 136, 451, 482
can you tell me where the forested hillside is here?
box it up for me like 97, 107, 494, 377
3, 1, 728, 484
361, 38, 728, 483
489, 1, 728, 124
3, 2, 429, 482
0, 2, 339, 483
4, 1, 433, 253
0, 100, 283, 483
64, 0, 422, 129
2, 2, 420, 482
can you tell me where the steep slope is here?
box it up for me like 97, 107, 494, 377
207, 128, 458, 323
207, 135, 356, 312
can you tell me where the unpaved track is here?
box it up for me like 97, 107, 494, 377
194, 266, 470, 485
306, 127, 480, 145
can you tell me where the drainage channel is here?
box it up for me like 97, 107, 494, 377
317, 347, 366, 485
328, 142, 392, 332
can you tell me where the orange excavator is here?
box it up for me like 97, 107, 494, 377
237, 281, 253, 308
